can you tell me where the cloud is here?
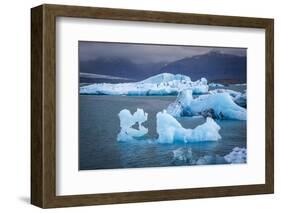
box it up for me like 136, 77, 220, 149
79, 41, 246, 63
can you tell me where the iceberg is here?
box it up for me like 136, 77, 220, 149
167, 89, 246, 120
224, 147, 247, 164
209, 88, 241, 98
80, 73, 209, 95
156, 110, 221, 144
209, 82, 224, 87
117, 109, 148, 142
209, 88, 247, 107
141, 73, 191, 83
233, 91, 247, 108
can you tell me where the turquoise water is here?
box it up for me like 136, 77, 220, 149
79, 94, 246, 170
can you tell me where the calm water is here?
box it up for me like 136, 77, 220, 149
79, 94, 246, 170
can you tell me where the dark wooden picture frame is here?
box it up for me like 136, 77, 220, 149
31, 4, 274, 208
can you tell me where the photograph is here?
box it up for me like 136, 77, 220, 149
79, 41, 247, 170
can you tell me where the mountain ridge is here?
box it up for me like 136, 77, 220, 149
79, 51, 246, 83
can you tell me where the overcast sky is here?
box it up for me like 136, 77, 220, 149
79, 41, 246, 64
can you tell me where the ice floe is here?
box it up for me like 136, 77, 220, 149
224, 147, 247, 164
209, 88, 241, 98
167, 89, 246, 120
80, 73, 209, 95
171, 147, 247, 165
209, 83, 224, 87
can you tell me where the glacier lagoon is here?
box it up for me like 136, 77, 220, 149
79, 89, 246, 170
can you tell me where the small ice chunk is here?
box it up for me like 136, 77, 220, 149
224, 147, 247, 164
117, 109, 148, 142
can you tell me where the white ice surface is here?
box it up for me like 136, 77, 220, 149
156, 110, 221, 143
209, 83, 224, 87
117, 109, 148, 142
167, 89, 246, 120
80, 73, 209, 95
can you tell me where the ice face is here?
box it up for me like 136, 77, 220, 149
156, 110, 221, 144
167, 89, 246, 120
80, 73, 209, 95
117, 109, 148, 142
224, 147, 247, 163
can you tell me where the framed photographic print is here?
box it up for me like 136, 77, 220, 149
31, 4, 274, 208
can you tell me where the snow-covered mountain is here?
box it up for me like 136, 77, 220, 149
80, 73, 208, 95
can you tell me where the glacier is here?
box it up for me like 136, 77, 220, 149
156, 110, 221, 143
117, 108, 148, 142
80, 73, 209, 95
167, 89, 246, 120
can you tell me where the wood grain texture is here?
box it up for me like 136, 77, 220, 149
31, 4, 274, 208
31, 5, 43, 207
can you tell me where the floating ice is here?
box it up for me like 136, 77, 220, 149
141, 73, 191, 83
234, 83, 247, 86
171, 147, 247, 166
224, 147, 247, 164
117, 109, 148, 142
167, 89, 246, 120
233, 91, 247, 108
171, 147, 228, 165
209, 83, 224, 87
156, 110, 221, 144
209, 88, 241, 98
209, 88, 247, 107
80, 73, 209, 95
